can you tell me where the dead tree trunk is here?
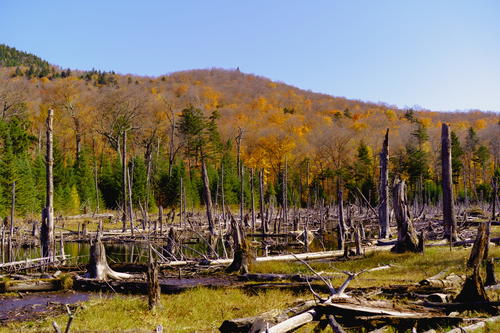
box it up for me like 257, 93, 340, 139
121, 131, 128, 233
7, 182, 15, 262
283, 158, 288, 228
455, 266, 490, 304
259, 169, 266, 234
467, 222, 488, 268
251, 169, 256, 231
240, 164, 244, 226
41, 109, 55, 259
226, 212, 251, 274
442, 123, 458, 241
158, 206, 163, 236
379, 129, 390, 239
485, 258, 497, 286
147, 248, 161, 310
127, 162, 135, 236
337, 183, 346, 251
492, 173, 497, 221
86, 224, 132, 280
201, 156, 215, 235
392, 180, 419, 253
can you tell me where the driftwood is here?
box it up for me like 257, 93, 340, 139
263, 258, 394, 333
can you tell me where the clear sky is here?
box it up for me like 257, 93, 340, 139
1, 1, 499, 111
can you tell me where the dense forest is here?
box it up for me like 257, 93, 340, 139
0, 43, 498, 218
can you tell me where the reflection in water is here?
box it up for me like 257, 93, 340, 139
4, 232, 338, 264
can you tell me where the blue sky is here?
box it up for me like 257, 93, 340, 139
1, 1, 499, 111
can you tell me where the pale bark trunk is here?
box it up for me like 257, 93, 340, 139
201, 156, 215, 234
41, 109, 55, 259
259, 169, 266, 234
442, 123, 457, 241
121, 131, 127, 232
251, 168, 256, 232
392, 180, 419, 253
379, 128, 390, 238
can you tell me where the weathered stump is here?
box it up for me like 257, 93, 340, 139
485, 258, 497, 286
86, 224, 132, 280
467, 222, 488, 268
147, 249, 162, 310
391, 180, 419, 253
226, 212, 252, 274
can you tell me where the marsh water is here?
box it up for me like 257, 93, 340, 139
4, 232, 338, 265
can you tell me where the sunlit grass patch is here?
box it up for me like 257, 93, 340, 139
1, 288, 306, 332
252, 246, 500, 288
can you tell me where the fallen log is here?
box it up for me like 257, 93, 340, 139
0, 275, 73, 293
355, 315, 463, 332
424, 300, 500, 313
161, 245, 394, 267
419, 272, 465, 290
239, 273, 342, 282
316, 303, 421, 318
445, 315, 500, 332
219, 308, 283, 333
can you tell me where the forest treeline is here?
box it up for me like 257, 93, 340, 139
0, 44, 499, 217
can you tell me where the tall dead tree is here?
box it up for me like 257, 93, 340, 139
378, 129, 390, 239
250, 168, 256, 231
41, 108, 55, 259
392, 180, 419, 253
259, 169, 266, 234
201, 155, 215, 234
337, 179, 346, 251
121, 130, 128, 232
441, 123, 458, 241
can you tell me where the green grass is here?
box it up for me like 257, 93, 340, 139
2, 246, 499, 332
252, 246, 500, 288
0, 288, 307, 332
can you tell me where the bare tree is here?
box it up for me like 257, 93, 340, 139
441, 123, 457, 241
379, 129, 390, 239
41, 109, 55, 259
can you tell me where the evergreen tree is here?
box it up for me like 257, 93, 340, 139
74, 150, 98, 213
451, 131, 463, 185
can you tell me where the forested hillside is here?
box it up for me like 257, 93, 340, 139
0, 45, 498, 217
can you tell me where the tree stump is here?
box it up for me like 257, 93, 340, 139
163, 227, 177, 259
485, 258, 497, 286
455, 266, 490, 307
391, 180, 419, 253
226, 212, 252, 274
467, 222, 488, 269
86, 224, 132, 280
147, 248, 161, 310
